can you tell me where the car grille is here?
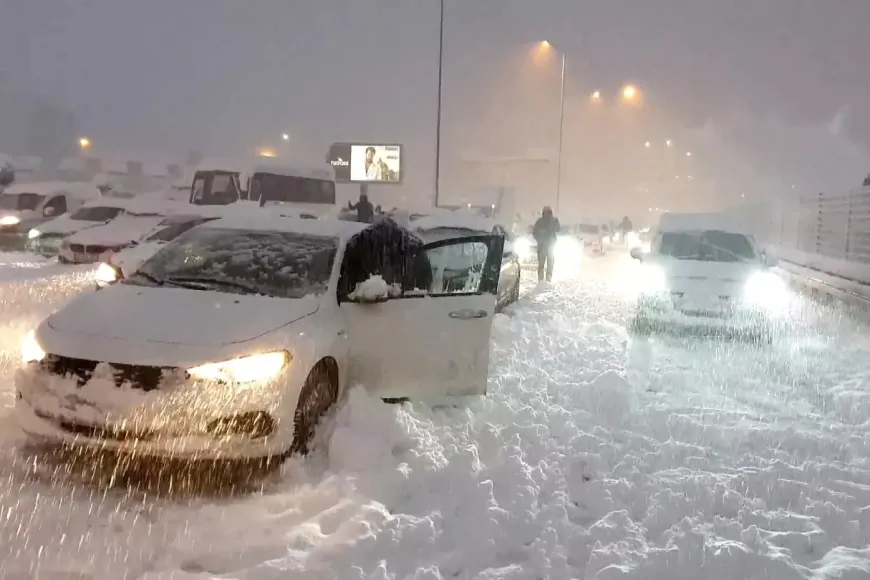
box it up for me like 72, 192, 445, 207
35, 409, 158, 441
85, 244, 114, 254
68, 243, 85, 253
41, 354, 181, 392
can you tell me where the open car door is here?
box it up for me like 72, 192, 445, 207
341, 234, 504, 401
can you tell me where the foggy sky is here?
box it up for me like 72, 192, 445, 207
4, 0, 870, 215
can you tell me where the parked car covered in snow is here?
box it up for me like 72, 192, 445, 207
27, 199, 128, 256
0, 181, 102, 250
17, 217, 504, 463
412, 211, 521, 311
58, 196, 191, 264
630, 212, 788, 340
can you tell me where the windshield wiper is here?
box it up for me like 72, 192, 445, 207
132, 270, 165, 285
164, 275, 260, 294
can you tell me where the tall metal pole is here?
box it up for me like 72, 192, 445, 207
554, 52, 566, 214
433, 0, 445, 208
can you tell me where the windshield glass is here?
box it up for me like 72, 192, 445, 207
659, 230, 756, 262
144, 218, 214, 242
132, 227, 338, 298
0, 193, 45, 211
69, 206, 124, 221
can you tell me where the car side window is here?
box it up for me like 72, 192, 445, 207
45, 195, 67, 214
424, 241, 491, 295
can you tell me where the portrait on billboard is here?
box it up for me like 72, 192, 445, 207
349, 145, 401, 182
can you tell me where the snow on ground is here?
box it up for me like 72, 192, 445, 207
0, 252, 868, 578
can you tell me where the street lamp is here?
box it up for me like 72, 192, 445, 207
591, 90, 601, 101
78, 137, 91, 150
686, 151, 692, 157
281, 133, 289, 141
621, 84, 639, 102
538, 40, 567, 214
665, 139, 672, 147
644, 141, 651, 148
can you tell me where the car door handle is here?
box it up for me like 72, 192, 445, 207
449, 308, 488, 320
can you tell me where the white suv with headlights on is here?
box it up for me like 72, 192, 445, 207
629, 215, 789, 340
15, 216, 504, 464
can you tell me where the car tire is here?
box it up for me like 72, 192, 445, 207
288, 361, 339, 457
58, 256, 70, 264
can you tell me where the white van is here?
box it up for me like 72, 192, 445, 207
629, 212, 788, 339
0, 182, 102, 249
188, 159, 336, 217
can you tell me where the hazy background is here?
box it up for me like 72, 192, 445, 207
3, 0, 870, 219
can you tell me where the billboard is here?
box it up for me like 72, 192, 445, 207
327, 143, 402, 184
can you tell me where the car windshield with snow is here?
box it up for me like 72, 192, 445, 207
129, 227, 337, 299
16, 217, 504, 463
0, 192, 43, 211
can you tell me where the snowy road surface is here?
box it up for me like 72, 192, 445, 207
0, 252, 869, 579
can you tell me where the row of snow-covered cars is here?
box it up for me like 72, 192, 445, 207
14, 197, 524, 467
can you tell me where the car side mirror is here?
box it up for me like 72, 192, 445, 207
629, 247, 643, 261
43, 206, 57, 217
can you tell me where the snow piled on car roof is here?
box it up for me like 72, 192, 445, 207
412, 209, 496, 234
203, 213, 369, 239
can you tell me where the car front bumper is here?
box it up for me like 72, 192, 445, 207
14, 365, 292, 461
634, 294, 785, 338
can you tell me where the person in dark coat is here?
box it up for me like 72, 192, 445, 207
348, 193, 375, 223
532, 206, 560, 282
339, 218, 433, 299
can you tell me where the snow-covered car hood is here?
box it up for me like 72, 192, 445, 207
108, 241, 165, 277
45, 284, 319, 347
37, 215, 105, 236
67, 215, 166, 247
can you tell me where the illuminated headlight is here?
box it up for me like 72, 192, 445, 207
95, 262, 121, 285
21, 330, 46, 363
0, 216, 20, 226
626, 231, 640, 248
641, 265, 668, 293
743, 271, 788, 310
514, 236, 533, 260
28, 229, 41, 239
187, 351, 289, 384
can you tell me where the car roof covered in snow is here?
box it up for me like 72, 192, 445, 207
198, 214, 369, 240
657, 212, 752, 235
412, 210, 499, 235
3, 181, 102, 199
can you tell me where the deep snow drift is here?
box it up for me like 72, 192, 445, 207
0, 253, 868, 579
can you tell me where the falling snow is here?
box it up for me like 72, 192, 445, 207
0, 252, 868, 578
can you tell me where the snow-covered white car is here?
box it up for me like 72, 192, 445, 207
629, 213, 789, 339
27, 201, 127, 256
412, 211, 521, 310
0, 182, 102, 250
58, 197, 191, 264
16, 217, 504, 462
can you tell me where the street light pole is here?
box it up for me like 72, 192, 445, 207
433, 0, 445, 208
554, 51, 566, 214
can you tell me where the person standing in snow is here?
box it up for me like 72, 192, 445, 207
348, 192, 374, 223
532, 206, 561, 282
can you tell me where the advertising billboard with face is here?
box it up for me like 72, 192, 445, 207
328, 143, 402, 184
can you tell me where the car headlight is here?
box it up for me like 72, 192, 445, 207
21, 330, 46, 363
514, 237, 532, 260
641, 265, 668, 293
95, 262, 122, 285
0, 216, 20, 226
28, 229, 41, 239
187, 351, 289, 384
743, 271, 788, 309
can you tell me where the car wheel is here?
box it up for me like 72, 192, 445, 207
58, 256, 70, 264
289, 362, 339, 457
